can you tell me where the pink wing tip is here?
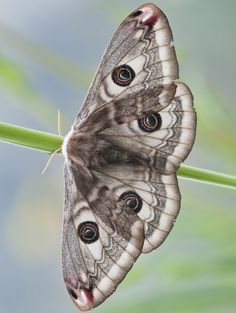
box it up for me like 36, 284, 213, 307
66, 283, 94, 311
131, 3, 159, 26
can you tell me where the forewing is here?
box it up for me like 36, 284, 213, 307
74, 3, 179, 133
62, 165, 144, 311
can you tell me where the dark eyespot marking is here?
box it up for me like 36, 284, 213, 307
78, 221, 99, 244
138, 113, 162, 132
68, 288, 78, 300
131, 10, 142, 18
120, 191, 142, 213
112, 64, 135, 86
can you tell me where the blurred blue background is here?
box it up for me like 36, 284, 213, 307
0, 1, 236, 312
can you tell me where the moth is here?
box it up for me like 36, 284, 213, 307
62, 3, 196, 311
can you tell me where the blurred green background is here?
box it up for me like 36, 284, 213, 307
0, 1, 235, 313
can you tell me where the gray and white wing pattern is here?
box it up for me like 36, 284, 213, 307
95, 83, 196, 253
93, 164, 180, 254
62, 3, 196, 311
62, 165, 144, 310
74, 3, 178, 134
99, 83, 196, 175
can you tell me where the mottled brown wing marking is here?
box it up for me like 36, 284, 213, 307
78, 83, 176, 134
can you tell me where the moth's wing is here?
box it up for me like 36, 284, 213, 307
74, 3, 179, 133
62, 165, 144, 311
92, 164, 179, 253
91, 82, 196, 253
98, 83, 196, 175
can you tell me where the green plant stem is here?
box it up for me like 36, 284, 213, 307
1, 122, 236, 189
0, 122, 63, 153
177, 165, 236, 189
